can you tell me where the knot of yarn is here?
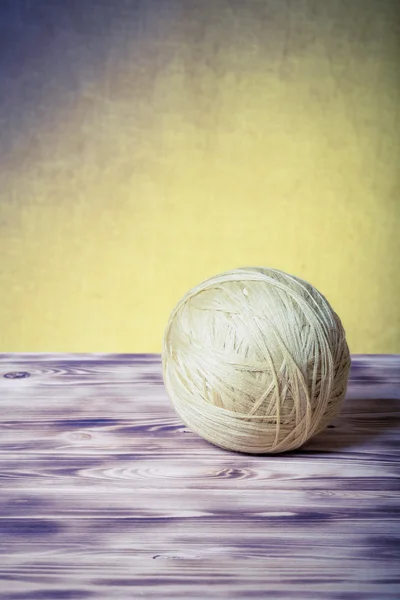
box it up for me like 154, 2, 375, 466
162, 267, 351, 454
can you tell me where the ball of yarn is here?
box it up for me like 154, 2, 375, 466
162, 267, 351, 454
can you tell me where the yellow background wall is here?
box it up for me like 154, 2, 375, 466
0, 0, 399, 353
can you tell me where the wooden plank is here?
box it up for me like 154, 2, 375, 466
0, 354, 399, 599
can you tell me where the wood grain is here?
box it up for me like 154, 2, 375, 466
0, 353, 399, 599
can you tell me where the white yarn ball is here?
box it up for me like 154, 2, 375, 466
162, 267, 351, 454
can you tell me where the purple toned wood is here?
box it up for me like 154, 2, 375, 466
0, 354, 399, 599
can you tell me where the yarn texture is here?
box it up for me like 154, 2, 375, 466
162, 267, 351, 454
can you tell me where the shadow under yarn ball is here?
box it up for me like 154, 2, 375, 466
162, 267, 351, 454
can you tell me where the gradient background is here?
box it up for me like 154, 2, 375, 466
0, 0, 399, 354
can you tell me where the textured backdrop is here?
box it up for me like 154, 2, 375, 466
0, 0, 399, 353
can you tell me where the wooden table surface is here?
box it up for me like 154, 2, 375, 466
0, 353, 399, 600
